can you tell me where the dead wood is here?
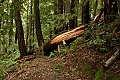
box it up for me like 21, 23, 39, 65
92, 8, 104, 23
104, 49, 120, 68
43, 25, 84, 55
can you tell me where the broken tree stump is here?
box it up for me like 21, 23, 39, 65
43, 25, 85, 55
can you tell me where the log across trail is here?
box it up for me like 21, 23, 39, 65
43, 25, 85, 55
43, 8, 104, 55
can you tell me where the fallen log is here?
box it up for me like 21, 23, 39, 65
43, 8, 104, 55
104, 49, 120, 68
43, 25, 85, 55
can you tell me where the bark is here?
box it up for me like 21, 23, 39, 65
13, 0, 27, 58
104, 0, 118, 23
69, 0, 78, 29
34, 0, 44, 47
82, 0, 90, 25
92, 8, 104, 23
58, 0, 63, 14
43, 25, 84, 55
93, 0, 98, 18
29, 0, 33, 49
26, 1, 29, 48
104, 49, 120, 68
9, 6, 14, 46
117, 0, 120, 14
54, 0, 64, 34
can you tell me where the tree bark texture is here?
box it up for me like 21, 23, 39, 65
13, 0, 27, 58
29, 0, 33, 49
58, 0, 63, 14
34, 0, 44, 47
82, 1, 90, 25
54, 0, 64, 34
104, 0, 118, 23
69, 0, 78, 29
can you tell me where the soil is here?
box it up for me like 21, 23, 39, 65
4, 45, 120, 80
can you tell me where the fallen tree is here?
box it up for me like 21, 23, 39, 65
43, 8, 104, 55
43, 25, 84, 55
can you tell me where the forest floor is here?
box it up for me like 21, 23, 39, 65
4, 43, 120, 80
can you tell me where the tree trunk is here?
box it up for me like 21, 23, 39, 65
69, 0, 78, 29
9, 5, 14, 46
82, 0, 90, 24
26, 1, 29, 48
118, 0, 120, 14
58, 0, 63, 14
93, 0, 98, 18
104, 0, 118, 23
29, 0, 33, 49
13, 0, 27, 58
54, 0, 64, 34
34, 0, 44, 47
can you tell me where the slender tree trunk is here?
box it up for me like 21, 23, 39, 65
26, 1, 29, 48
34, 0, 44, 47
13, 0, 27, 58
93, 0, 98, 18
54, 0, 64, 34
9, 5, 14, 46
82, 0, 90, 25
54, 0, 58, 34
29, 0, 33, 49
69, 0, 78, 29
118, 0, 120, 14
58, 0, 63, 14
104, 0, 118, 23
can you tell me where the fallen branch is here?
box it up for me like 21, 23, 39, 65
43, 25, 84, 55
92, 8, 104, 23
104, 49, 120, 68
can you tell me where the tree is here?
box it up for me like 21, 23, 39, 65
82, 0, 90, 24
29, 0, 34, 49
34, 0, 44, 47
13, 0, 27, 58
104, 0, 118, 23
69, 0, 79, 29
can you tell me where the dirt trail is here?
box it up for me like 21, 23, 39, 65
4, 47, 120, 80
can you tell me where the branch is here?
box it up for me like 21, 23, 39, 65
104, 49, 120, 68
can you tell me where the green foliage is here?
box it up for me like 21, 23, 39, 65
83, 25, 92, 39
0, 67, 7, 80
49, 52, 56, 58
112, 76, 120, 80
53, 63, 64, 73
94, 67, 111, 80
94, 68, 104, 80
83, 63, 94, 75
88, 36, 106, 45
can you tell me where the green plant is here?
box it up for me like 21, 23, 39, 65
83, 63, 94, 75
53, 63, 64, 73
0, 66, 7, 80
94, 68, 104, 80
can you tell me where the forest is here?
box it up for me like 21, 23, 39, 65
0, 0, 120, 80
